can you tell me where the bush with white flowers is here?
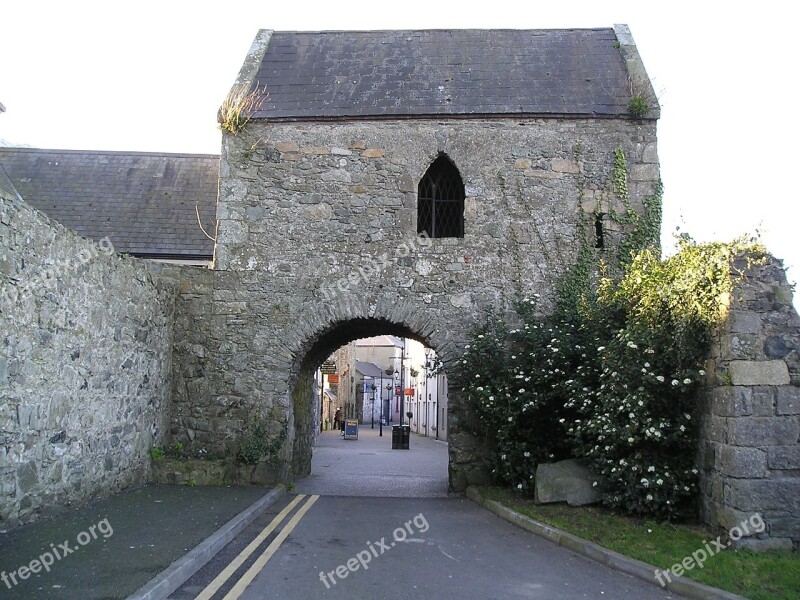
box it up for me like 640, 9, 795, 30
454, 236, 764, 518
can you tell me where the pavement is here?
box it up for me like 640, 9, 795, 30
0, 484, 268, 599
0, 427, 447, 600
0, 428, 717, 599
295, 425, 449, 498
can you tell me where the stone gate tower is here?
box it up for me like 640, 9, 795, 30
203, 25, 661, 487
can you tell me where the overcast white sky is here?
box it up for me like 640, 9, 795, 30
1, 1, 797, 304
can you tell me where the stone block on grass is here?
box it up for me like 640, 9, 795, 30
535, 459, 603, 506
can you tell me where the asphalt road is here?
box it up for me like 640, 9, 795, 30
169, 430, 681, 599
169, 494, 681, 599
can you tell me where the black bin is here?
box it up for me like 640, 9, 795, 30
392, 425, 402, 449
401, 425, 410, 449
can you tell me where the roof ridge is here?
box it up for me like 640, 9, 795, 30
268, 27, 615, 35
0, 148, 220, 159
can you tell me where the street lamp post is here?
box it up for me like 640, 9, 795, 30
370, 383, 376, 429
399, 338, 406, 426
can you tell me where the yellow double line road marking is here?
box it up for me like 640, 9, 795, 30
196, 494, 319, 600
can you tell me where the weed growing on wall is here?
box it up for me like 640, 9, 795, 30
236, 407, 288, 465
218, 84, 267, 135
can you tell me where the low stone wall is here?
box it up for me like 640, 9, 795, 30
699, 255, 800, 549
148, 457, 278, 487
0, 185, 176, 528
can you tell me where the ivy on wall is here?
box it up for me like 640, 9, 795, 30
456, 148, 763, 518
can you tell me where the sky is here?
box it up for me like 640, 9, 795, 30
1, 1, 797, 305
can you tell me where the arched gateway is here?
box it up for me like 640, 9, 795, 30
174, 26, 661, 489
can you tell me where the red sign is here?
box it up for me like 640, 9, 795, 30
404, 388, 415, 396
328, 374, 340, 383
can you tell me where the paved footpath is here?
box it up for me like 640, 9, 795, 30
295, 425, 449, 498
0, 429, 684, 599
169, 429, 682, 599
0, 485, 267, 599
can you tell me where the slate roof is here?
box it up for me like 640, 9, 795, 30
251, 28, 634, 120
0, 162, 21, 201
0, 148, 218, 259
356, 360, 386, 379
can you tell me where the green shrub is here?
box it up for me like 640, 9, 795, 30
236, 407, 288, 465
628, 95, 649, 118
454, 236, 764, 516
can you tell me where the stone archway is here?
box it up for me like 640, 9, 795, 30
171, 115, 662, 494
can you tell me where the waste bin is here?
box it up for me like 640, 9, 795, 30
392, 425, 402, 449
401, 425, 410, 449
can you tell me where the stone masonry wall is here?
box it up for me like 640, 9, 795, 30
145, 263, 217, 451
699, 255, 800, 549
205, 117, 661, 487
0, 186, 176, 528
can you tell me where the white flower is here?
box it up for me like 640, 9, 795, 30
627, 341, 638, 349
671, 379, 680, 386
465, 344, 471, 349
592, 481, 598, 487
646, 494, 653, 501
519, 388, 525, 393
508, 416, 513, 422
501, 454, 506, 460
656, 375, 665, 382
476, 386, 484, 392
559, 418, 565, 423
699, 369, 705, 376
517, 483, 523, 490
647, 466, 655, 472
476, 374, 480, 378
683, 378, 692, 384
523, 451, 530, 457
597, 346, 606, 352
489, 396, 495, 401
477, 334, 484, 339
644, 362, 650, 368
641, 478, 649, 487
627, 437, 634, 443
656, 479, 664, 485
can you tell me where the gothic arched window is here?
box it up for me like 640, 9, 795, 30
417, 155, 465, 238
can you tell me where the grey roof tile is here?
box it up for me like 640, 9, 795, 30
0, 148, 218, 259
252, 28, 631, 120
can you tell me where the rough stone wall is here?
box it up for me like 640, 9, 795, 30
147, 263, 218, 450
0, 187, 175, 528
203, 117, 660, 487
699, 255, 800, 549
